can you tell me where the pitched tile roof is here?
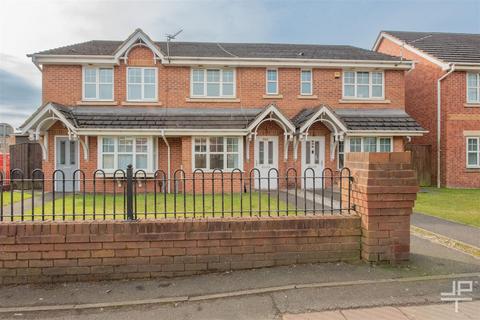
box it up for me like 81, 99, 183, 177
292, 107, 425, 132
383, 31, 480, 64
34, 40, 400, 61
51, 105, 263, 129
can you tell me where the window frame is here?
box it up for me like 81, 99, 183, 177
190, 68, 236, 98
342, 70, 385, 100
265, 68, 279, 95
300, 69, 313, 96
337, 140, 345, 169
82, 66, 114, 101
126, 67, 158, 102
347, 136, 392, 152
97, 136, 155, 173
467, 73, 480, 104
191, 136, 244, 171
466, 137, 480, 168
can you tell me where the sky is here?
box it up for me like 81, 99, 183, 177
0, 0, 479, 128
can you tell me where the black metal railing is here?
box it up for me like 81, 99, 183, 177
0, 165, 353, 221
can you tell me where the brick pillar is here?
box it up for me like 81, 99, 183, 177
344, 152, 419, 264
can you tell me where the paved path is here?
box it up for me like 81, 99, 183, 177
283, 300, 479, 320
412, 212, 480, 248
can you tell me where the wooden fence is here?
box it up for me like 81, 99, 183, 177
405, 144, 431, 186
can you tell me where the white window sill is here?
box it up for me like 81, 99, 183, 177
464, 103, 480, 108
263, 94, 283, 99
121, 101, 162, 106
98, 172, 157, 178
297, 95, 318, 100
192, 169, 245, 173
339, 99, 391, 104
186, 97, 240, 102
77, 101, 117, 106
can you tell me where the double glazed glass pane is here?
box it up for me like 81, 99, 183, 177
195, 154, 207, 169
344, 71, 355, 97
379, 138, 391, 152
267, 70, 277, 94
194, 138, 207, 152
102, 155, 114, 169
118, 137, 133, 152
259, 141, 265, 165
135, 138, 148, 153
363, 137, 377, 152
467, 138, 478, 166
357, 73, 369, 98
128, 68, 142, 84
372, 72, 383, 97
84, 68, 97, 99
210, 154, 224, 169
209, 137, 224, 152
192, 69, 205, 96
227, 154, 238, 168
206, 70, 220, 96
301, 69, 312, 95
135, 155, 148, 169
118, 155, 132, 168
226, 138, 238, 152
349, 138, 362, 152
143, 69, 156, 99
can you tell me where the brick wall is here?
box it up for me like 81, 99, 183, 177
343, 152, 418, 263
43, 46, 406, 118
0, 216, 361, 284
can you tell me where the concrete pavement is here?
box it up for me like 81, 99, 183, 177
412, 212, 480, 248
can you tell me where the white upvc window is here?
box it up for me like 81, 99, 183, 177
127, 67, 157, 101
266, 69, 278, 95
337, 140, 345, 169
467, 73, 480, 103
98, 136, 155, 172
192, 137, 243, 171
466, 137, 480, 168
348, 137, 392, 152
300, 69, 312, 95
83, 67, 114, 101
191, 68, 235, 98
343, 71, 384, 99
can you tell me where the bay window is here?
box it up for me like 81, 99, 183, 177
83, 67, 113, 100
99, 136, 155, 172
467, 73, 480, 103
127, 67, 157, 101
193, 137, 243, 170
191, 68, 235, 98
467, 137, 479, 168
343, 71, 384, 99
348, 137, 392, 152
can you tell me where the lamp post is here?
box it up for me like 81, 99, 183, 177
0, 123, 14, 176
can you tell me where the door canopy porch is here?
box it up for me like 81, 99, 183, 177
245, 104, 296, 162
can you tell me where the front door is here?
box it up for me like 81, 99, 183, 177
301, 136, 325, 189
254, 136, 278, 190
55, 137, 78, 192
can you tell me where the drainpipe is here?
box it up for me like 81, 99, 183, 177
436, 64, 455, 188
161, 130, 171, 193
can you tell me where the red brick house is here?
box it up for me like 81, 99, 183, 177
374, 31, 480, 188
19, 29, 424, 191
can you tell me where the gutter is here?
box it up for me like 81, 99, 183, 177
436, 64, 455, 188
161, 130, 171, 193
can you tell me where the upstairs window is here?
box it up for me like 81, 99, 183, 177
191, 69, 235, 98
83, 67, 113, 100
300, 69, 312, 95
467, 73, 480, 103
193, 137, 242, 171
266, 69, 278, 95
127, 67, 157, 101
467, 137, 479, 168
343, 71, 384, 99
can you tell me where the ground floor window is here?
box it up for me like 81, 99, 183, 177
337, 140, 345, 169
193, 137, 243, 171
98, 136, 155, 172
466, 137, 479, 168
347, 136, 392, 153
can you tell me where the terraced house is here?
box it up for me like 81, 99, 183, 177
20, 29, 425, 191
374, 31, 480, 188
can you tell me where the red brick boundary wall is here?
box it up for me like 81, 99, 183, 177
344, 152, 418, 263
0, 216, 360, 284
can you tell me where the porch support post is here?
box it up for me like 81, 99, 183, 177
78, 135, 89, 161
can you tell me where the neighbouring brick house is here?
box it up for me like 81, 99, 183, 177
19, 29, 425, 191
374, 31, 480, 188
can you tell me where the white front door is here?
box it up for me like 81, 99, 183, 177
254, 136, 278, 190
55, 137, 79, 192
301, 136, 325, 189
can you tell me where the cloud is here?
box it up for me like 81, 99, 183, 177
0, 68, 41, 128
